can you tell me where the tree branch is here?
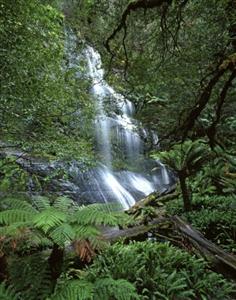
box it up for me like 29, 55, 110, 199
177, 54, 236, 140
206, 68, 236, 148
104, 0, 173, 53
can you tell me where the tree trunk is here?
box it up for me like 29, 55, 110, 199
0, 255, 8, 281
48, 244, 64, 287
179, 175, 191, 211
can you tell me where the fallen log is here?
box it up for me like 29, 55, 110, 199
129, 189, 178, 210
172, 216, 236, 277
102, 215, 236, 279
103, 217, 170, 242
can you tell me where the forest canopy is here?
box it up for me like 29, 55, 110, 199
0, 0, 236, 299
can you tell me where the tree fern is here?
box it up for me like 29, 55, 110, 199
53, 196, 76, 212
0, 195, 132, 275
33, 209, 67, 233
73, 203, 131, 227
49, 223, 76, 246
32, 196, 51, 211
0, 197, 36, 213
0, 210, 33, 224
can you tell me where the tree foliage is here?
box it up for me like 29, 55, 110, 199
1, 1, 236, 299
0, 0, 95, 161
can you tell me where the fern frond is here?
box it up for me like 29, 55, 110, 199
87, 235, 107, 250
0, 283, 19, 300
53, 196, 76, 212
73, 224, 100, 239
32, 196, 51, 211
49, 223, 75, 246
0, 210, 33, 225
0, 197, 36, 213
28, 229, 53, 248
33, 208, 66, 233
51, 279, 94, 300
8, 253, 52, 300
73, 204, 125, 226
0, 222, 30, 237
94, 277, 139, 300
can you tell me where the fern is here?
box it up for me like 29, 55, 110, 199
32, 196, 51, 211
0, 196, 131, 253
49, 223, 75, 246
8, 253, 52, 300
29, 229, 53, 248
51, 277, 138, 300
53, 196, 76, 212
73, 224, 101, 239
0, 283, 19, 300
33, 209, 67, 233
0, 221, 30, 238
0, 197, 36, 213
0, 210, 33, 224
83, 241, 236, 300
51, 279, 94, 300
152, 139, 210, 174
73, 203, 131, 227
93, 277, 139, 300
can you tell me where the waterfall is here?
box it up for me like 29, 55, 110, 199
65, 30, 173, 209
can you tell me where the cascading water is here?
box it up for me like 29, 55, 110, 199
66, 30, 174, 209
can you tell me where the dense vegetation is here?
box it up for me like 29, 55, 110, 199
0, 0, 236, 299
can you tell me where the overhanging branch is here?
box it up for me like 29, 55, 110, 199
206, 68, 236, 148
178, 54, 236, 140
105, 0, 173, 53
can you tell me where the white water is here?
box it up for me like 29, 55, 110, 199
66, 30, 172, 209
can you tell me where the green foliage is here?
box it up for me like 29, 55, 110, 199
152, 139, 210, 176
189, 147, 236, 195
8, 253, 52, 300
93, 277, 139, 300
0, 283, 18, 300
51, 277, 139, 300
0, 156, 28, 192
152, 139, 211, 211
73, 203, 132, 227
0, 196, 134, 300
81, 241, 235, 300
167, 195, 236, 253
0, 196, 132, 252
0, 0, 95, 162
51, 279, 94, 300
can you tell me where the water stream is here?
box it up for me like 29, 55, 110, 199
66, 30, 173, 209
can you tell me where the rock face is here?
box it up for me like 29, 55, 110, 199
68, 163, 175, 207
0, 145, 175, 207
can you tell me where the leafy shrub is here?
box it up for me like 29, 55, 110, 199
167, 195, 236, 252
80, 241, 235, 300
7, 253, 52, 300
0, 156, 28, 192
51, 277, 138, 300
